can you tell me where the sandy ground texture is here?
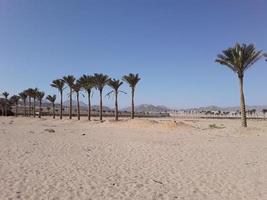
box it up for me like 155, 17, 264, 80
0, 116, 267, 200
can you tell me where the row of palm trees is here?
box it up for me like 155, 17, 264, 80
1, 73, 141, 121
11, 88, 55, 118
216, 44, 267, 127
50, 73, 140, 121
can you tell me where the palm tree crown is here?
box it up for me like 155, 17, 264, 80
2, 92, 9, 99
46, 95, 56, 103
10, 95, 20, 104
72, 82, 82, 93
108, 79, 123, 92
25, 88, 34, 98
36, 91, 45, 102
51, 79, 65, 92
215, 43, 262, 78
19, 91, 27, 101
62, 75, 76, 88
78, 75, 95, 91
122, 73, 141, 89
94, 73, 109, 91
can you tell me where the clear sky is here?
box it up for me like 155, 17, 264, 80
0, 0, 267, 108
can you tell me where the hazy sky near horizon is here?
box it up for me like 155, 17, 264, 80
0, 0, 267, 108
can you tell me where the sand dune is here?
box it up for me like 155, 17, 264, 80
0, 117, 267, 199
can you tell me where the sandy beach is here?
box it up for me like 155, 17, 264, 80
0, 117, 267, 200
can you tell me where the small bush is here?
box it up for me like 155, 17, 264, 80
209, 124, 225, 129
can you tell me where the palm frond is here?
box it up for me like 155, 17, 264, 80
215, 43, 262, 77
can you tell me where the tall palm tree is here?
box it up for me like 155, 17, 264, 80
122, 73, 141, 119
2, 92, 9, 116
62, 75, 75, 119
32, 88, 39, 118
107, 79, 124, 121
78, 75, 95, 121
36, 91, 45, 118
93, 73, 109, 121
0, 99, 5, 116
72, 82, 82, 120
10, 95, 20, 117
19, 91, 28, 116
262, 109, 267, 118
25, 88, 34, 116
215, 43, 262, 127
51, 79, 65, 119
46, 95, 56, 119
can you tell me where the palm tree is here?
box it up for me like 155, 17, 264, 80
122, 73, 141, 119
25, 88, 37, 117
36, 91, 45, 118
215, 43, 262, 127
19, 91, 28, 116
62, 75, 75, 119
25, 88, 33, 116
2, 92, 9, 116
0, 99, 6, 116
262, 109, 267, 119
93, 73, 109, 121
32, 88, 39, 118
78, 75, 95, 121
72, 82, 82, 120
46, 95, 56, 119
51, 79, 65, 119
10, 95, 20, 117
107, 79, 124, 121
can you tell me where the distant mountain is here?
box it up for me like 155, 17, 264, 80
63, 100, 112, 111
180, 105, 267, 112
91, 105, 112, 111
122, 104, 171, 113
63, 100, 87, 108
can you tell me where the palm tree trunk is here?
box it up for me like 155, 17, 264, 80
131, 88, 135, 119
100, 89, 103, 121
39, 101, 42, 118
33, 98, 36, 118
115, 91, 118, 121
15, 103, 18, 117
239, 76, 247, 127
69, 88, 72, 119
4, 105, 7, 116
29, 97, 31, 117
53, 103, 55, 119
4, 98, 7, 116
60, 91, 63, 120
24, 100, 26, 116
77, 92, 80, 120
87, 89, 91, 121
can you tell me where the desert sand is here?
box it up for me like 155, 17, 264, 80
0, 116, 267, 200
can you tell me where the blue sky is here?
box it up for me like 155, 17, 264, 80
0, 0, 267, 108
